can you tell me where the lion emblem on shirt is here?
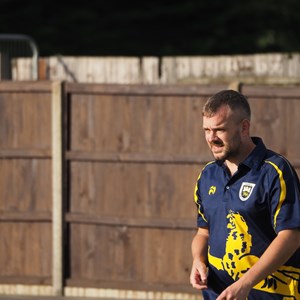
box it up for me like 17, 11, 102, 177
208, 210, 300, 298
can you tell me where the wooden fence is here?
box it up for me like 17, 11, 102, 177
0, 81, 299, 299
11, 53, 300, 85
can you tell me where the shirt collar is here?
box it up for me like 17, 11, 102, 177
241, 137, 267, 170
216, 137, 267, 170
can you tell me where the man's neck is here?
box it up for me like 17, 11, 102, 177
225, 139, 256, 176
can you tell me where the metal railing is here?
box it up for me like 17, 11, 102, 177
0, 34, 39, 80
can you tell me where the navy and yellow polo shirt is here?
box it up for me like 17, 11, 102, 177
194, 137, 300, 299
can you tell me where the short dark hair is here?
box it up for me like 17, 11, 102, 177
203, 90, 251, 120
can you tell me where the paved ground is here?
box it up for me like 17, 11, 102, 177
0, 298, 143, 300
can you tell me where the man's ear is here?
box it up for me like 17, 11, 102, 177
241, 119, 250, 136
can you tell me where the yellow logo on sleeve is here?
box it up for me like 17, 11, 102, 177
209, 186, 216, 195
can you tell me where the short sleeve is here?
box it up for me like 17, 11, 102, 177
194, 174, 208, 228
267, 159, 300, 233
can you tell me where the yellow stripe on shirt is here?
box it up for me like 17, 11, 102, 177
265, 160, 287, 230
194, 161, 215, 224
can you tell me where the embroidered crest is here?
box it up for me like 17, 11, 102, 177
239, 182, 255, 201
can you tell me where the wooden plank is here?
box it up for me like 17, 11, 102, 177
65, 82, 227, 96
0, 81, 52, 92
65, 279, 198, 294
0, 149, 51, 158
51, 81, 63, 296
65, 151, 300, 168
48, 56, 142, 84
0, 212, 51, 222
161, 54, 300, 85
0, 276, 51, 284
242, 85, 300, 98
66, 151, 208, 164
66, 213, 195, 230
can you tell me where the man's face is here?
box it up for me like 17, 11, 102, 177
203, 105, 243, 161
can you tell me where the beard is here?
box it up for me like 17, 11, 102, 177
209, 136, 241, 162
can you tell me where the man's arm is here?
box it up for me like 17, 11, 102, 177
190, 227, 209, 290
216, 228, 300, 300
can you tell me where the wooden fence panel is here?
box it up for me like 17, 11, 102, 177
69, 92, 211, 157
243, 85, 300, 174
69, 225, 193, 291
0, 222, 51, 281
69, 162, 200, 220
0, 82, 53, 286
64, 84, 227, 293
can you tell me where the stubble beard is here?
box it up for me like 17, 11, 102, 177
211, 146, 232, 161
210, 138, 241, 162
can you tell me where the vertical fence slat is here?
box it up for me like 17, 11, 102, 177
52, 81, 63, 296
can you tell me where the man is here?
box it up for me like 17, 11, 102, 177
190, 90, 300, 299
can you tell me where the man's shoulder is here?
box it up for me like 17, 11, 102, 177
197, 161, 221, 181
264, 149, 292, 167
263, 149, 297, 178
201, 160, 219, 172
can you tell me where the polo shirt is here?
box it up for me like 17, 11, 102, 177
194, 137, 300, 299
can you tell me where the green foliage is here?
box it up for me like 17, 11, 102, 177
1, 0, 300, 56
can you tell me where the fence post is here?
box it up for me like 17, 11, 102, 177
52, 81, 64, 296
228, 81, 243, 92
